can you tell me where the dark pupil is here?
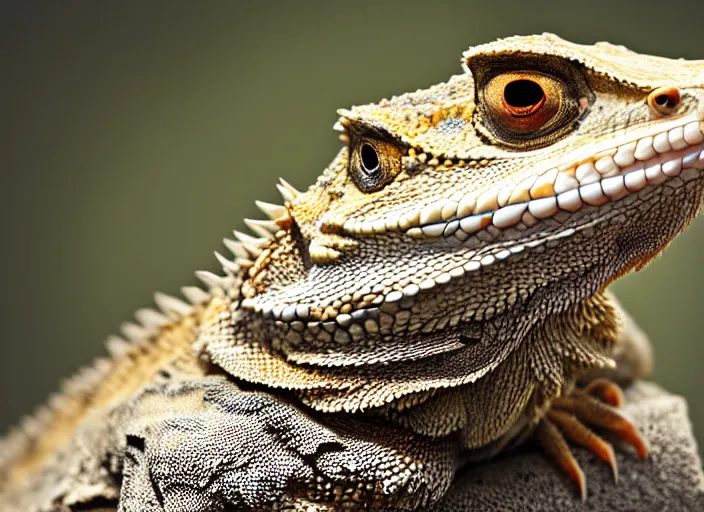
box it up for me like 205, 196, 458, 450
655, 94, 669, 106
654, 93, 677, 108
504, 79, 544, 108
360, 143, 380, 174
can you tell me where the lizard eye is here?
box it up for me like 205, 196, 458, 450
503, 79, 546, 118
360, 143, 380, 174
482, 70, 583, 145
349, 137, 402, 193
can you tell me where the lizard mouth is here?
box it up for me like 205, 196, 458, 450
342, 96, 704, 241
239, 97, 703, 350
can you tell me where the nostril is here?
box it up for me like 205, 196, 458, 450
647, 86, 681, 116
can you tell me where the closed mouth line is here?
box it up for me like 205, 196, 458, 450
411, 142, 704, 241
342, 99, 704, 240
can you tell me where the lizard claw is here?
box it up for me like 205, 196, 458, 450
584, 377, 625, 407
537, 417, 588, 501
536, 380, 648, 501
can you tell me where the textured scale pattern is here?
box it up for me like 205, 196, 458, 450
1, 33, 704, 511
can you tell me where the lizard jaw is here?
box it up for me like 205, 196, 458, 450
411, 141, 704, 242
341, 95, 704, 242
239, 97, 704, 331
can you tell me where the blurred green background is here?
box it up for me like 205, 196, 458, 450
1, 0, 703, 461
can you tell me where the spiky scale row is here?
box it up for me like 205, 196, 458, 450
0, 281, 210, 472
244, 218, 280, 237
108, 286, 208, 356
276, 177, 302, 203
220, 193, 289, 271
215, 251, 240, 274
276, 184, 294, 203
181, 286, 210, 305
0, 272, 220, 491
0, 191, 291, 488
223, 237, 249, 259
0, 353, 116, 475
105, 335, 131, 357
195, 270, 226, 290
134, 308, 170, 330
154, 292, 193, 319
233, 231, 267, 257
2, 275, 215, 474
99, 190, 285, 354
121, 322, 149, 342
256, 200, 288, 221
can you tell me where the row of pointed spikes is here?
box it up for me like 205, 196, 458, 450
108, 178, 301, 353
0, 179, 303, 472
0, 356, 116, 472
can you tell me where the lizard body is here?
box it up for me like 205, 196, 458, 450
1, 33, 703, 511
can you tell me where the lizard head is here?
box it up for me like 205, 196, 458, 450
229, 34, 703, 367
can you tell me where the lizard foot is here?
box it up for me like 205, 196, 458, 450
536, 380, 648, 501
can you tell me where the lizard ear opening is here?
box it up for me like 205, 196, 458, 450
348, 137, 403, 193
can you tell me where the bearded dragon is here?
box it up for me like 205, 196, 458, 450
1, 33, 703, 511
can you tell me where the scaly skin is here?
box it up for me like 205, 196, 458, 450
1, 34, 703, 511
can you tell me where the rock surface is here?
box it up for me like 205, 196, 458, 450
425, 382, 704, 511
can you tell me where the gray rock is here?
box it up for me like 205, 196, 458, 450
426, 382, 704, 511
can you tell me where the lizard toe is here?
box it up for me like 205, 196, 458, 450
552, 386, 649, 459
537, 380, 648, 500
584, 377, 625, 407
536, 417, 588, 502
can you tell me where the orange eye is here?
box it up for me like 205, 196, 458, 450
484, 71, 565, 136
503, 79, 545, 117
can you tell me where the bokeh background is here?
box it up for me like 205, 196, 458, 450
2, 0, 703, 461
